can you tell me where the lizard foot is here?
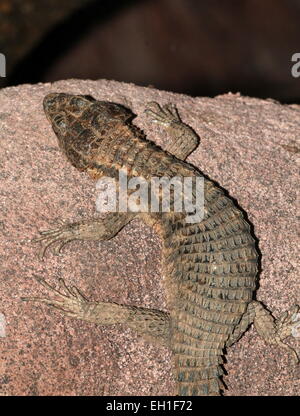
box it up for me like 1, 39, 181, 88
32, 218, 109, 259
22, 277, 141, 326
21, 276, 90, 319
144, 101, 199, 160
274, 304, 300, 364
32, 222, 83, 259
144, 102, 181, 126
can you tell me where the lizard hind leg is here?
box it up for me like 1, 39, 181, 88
22, 276, 171, 347
226, 300, 300, 364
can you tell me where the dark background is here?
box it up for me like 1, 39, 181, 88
1, 0, 300, 103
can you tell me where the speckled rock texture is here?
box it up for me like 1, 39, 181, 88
0, 79, 299, 396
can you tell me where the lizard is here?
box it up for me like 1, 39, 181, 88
22, 93, 300, 396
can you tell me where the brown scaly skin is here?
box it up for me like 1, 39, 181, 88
23, 93, 300, 396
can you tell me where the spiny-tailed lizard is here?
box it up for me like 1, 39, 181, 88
23, 93, 300, 395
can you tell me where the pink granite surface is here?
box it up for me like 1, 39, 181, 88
0, 79, 299, 396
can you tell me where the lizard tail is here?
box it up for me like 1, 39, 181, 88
174, 348, 225, 396
171, 311, 227, 396
162, 179, 258, 396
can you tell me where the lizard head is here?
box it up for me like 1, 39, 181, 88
43, 93, 133, 124
43, 93, 134, 174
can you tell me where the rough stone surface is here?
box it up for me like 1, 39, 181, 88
0, 79, 299, 396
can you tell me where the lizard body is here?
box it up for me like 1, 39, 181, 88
24, 93, 300, 396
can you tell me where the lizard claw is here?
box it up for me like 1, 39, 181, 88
21, 276, 89, 318
32, 223, 80, 259
144, 102, 181, 126
275, 305, 300, 364
276, 305, 300, 338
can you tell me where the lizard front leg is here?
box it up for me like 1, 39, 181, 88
22, 277, 171, 346
33, 212, 135, 259
145, 102, 199, 160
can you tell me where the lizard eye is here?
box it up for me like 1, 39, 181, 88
53, 113, 67, 134
69, 97, 89, 114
